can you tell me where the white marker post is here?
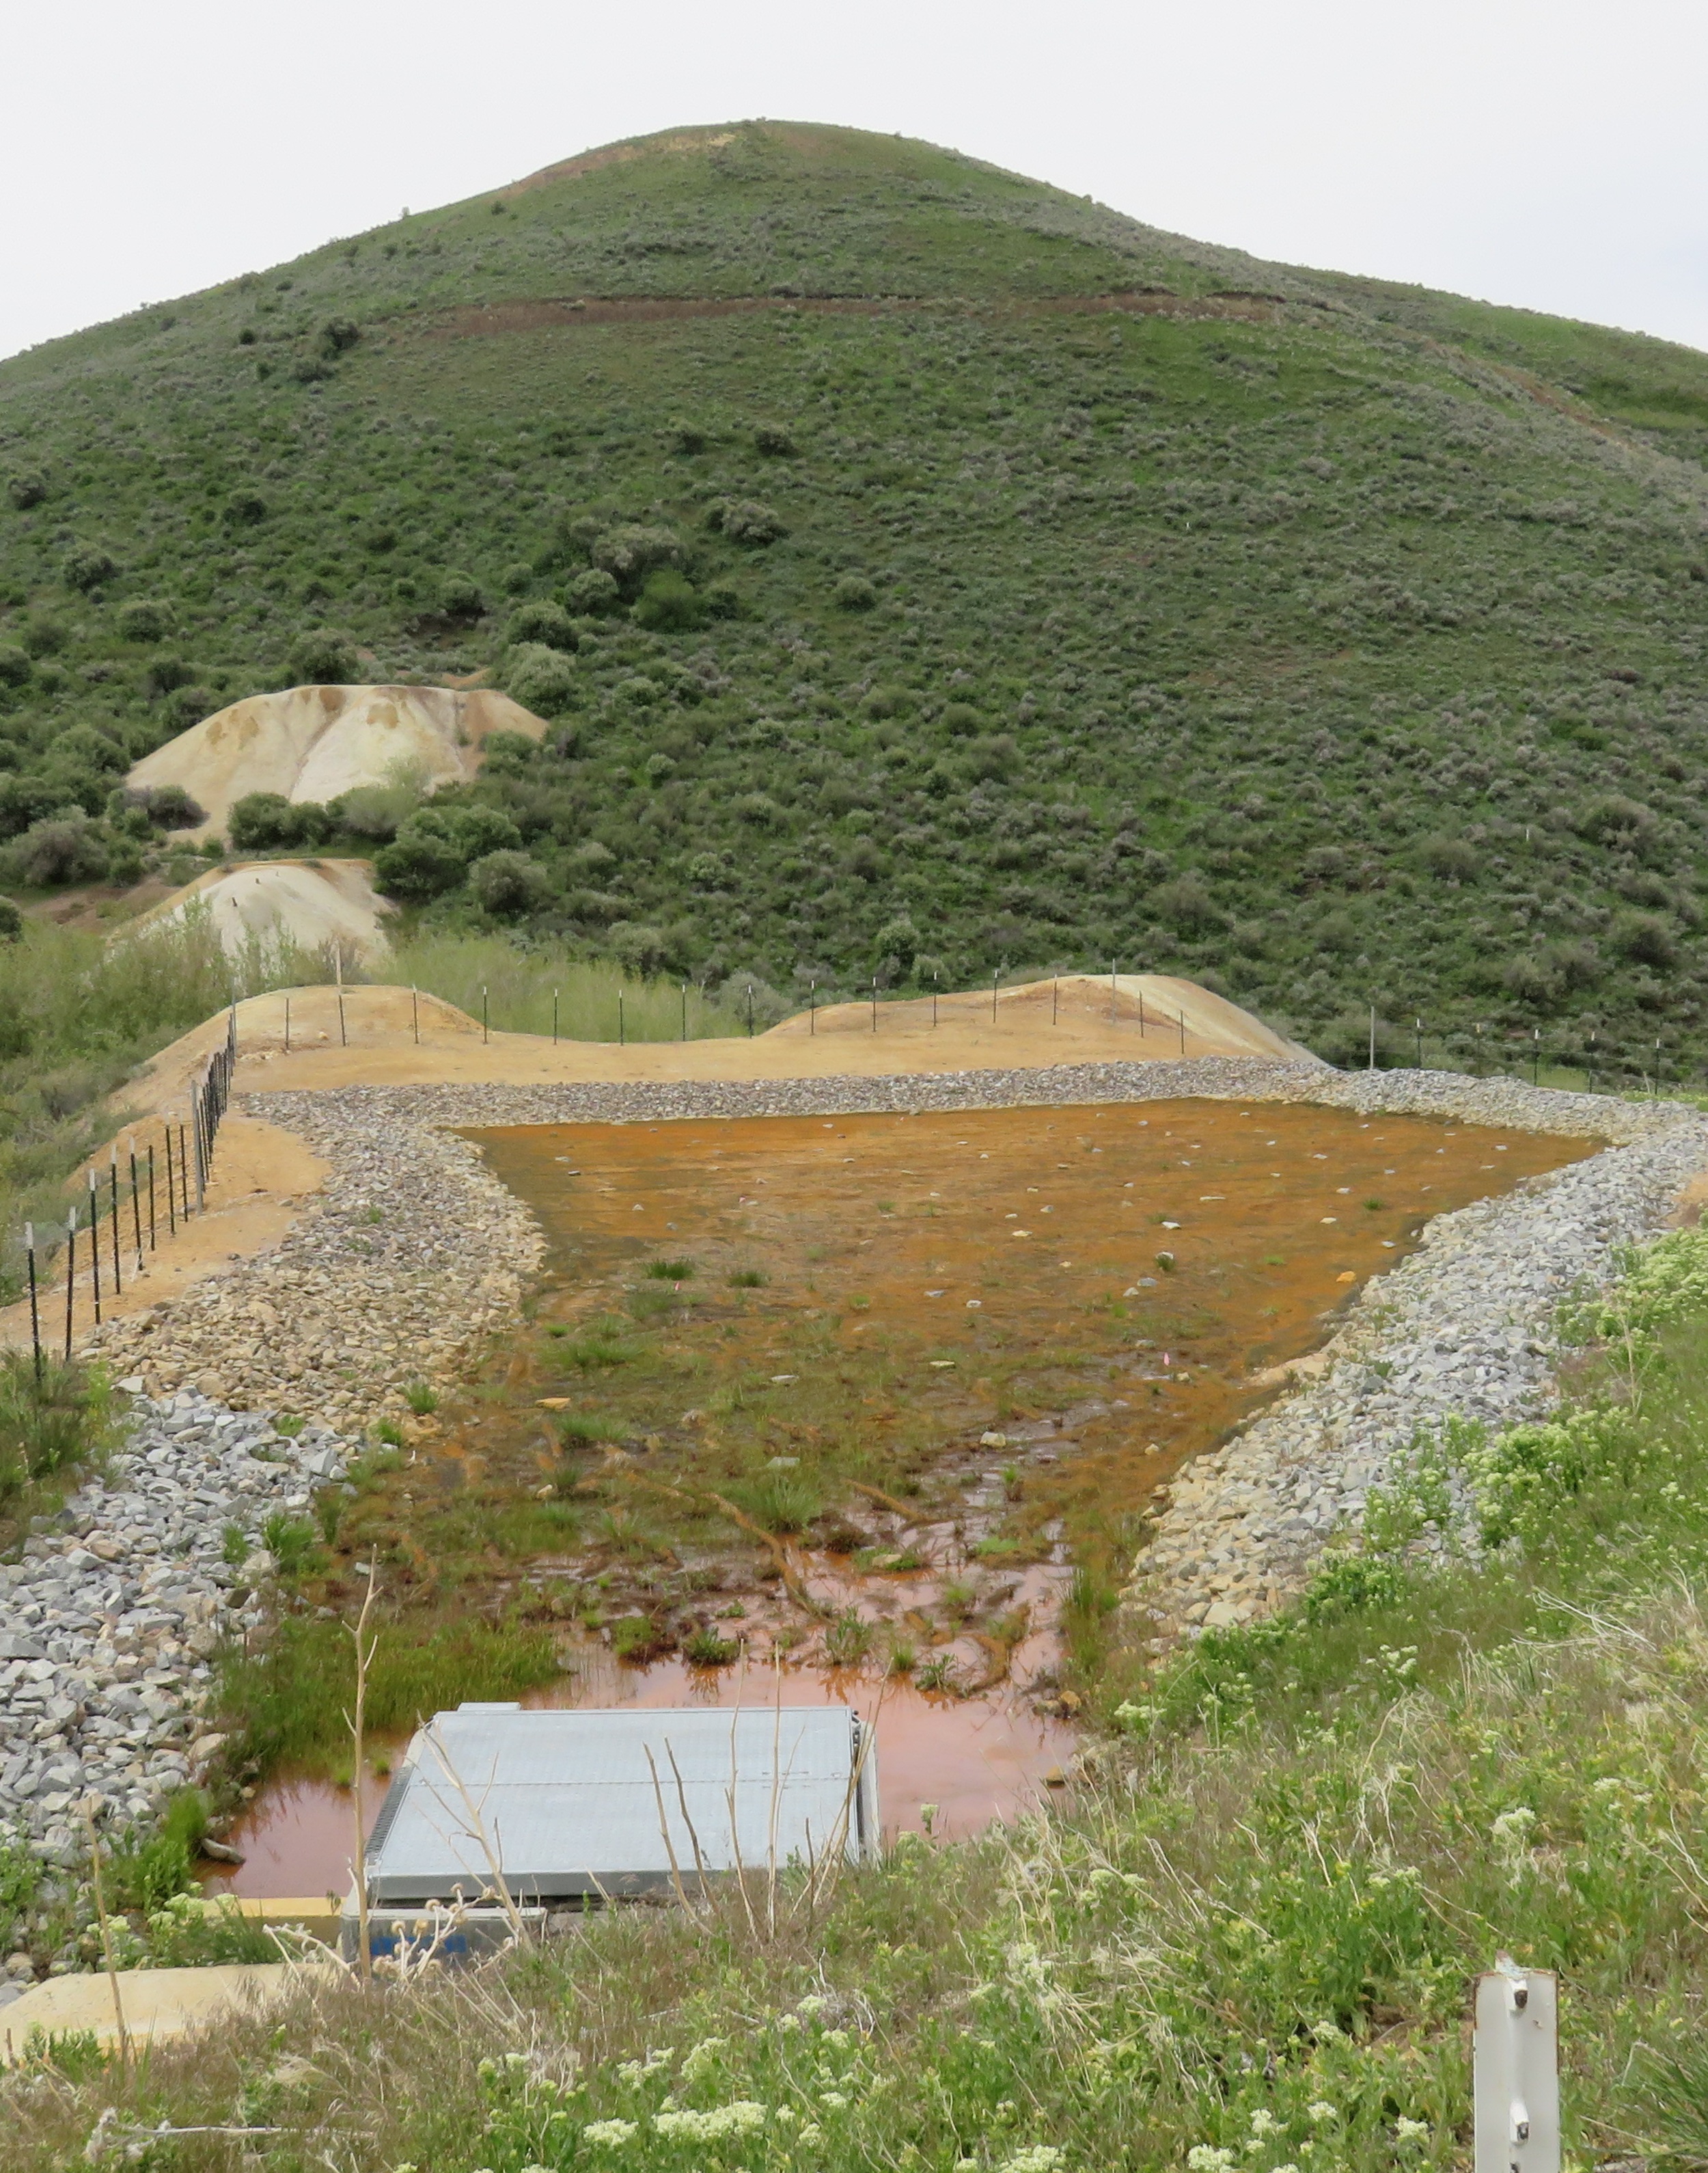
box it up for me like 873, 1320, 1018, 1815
1474, 1958, 1559, 2173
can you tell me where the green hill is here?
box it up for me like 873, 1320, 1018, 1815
5, 119, 1708, 1074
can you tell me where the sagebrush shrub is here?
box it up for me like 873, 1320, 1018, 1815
287, 627, 361, 685
566, 567, 620, 614
469, 847, 551, 916
504, 641, 579, 716
118, 597, 172, 643
590, 524, 683, 590
508, 599, 577, 651
707, 497, 786, 545
632, 568, 703, 631
1, 814, 108, 888
228, 791, 331, 851
439, 570, 484, 617
62, 543, 117, 591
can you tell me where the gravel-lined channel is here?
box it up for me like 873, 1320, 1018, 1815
5, 1058, 1700, 1911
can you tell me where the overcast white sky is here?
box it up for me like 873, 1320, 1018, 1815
4, 0, 1705, 365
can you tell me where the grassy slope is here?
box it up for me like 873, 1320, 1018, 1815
16, 1229, 1708, 2165
3, 121, 1708, 1082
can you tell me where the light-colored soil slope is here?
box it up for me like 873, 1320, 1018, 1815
128, 858, 394, 962
125, 684, 549, 837
0, 974, 1315, 1356
117, 972, 1321, 1117
0, 1116, 328, 1352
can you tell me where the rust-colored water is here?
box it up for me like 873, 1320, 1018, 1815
204, 1658, 1078, 1898
458, 1098, 1590, 1561
210, 1097, 1591, 1900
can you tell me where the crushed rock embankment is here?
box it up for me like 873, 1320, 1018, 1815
0, 1395, 352, 1898
1120, 1071, 1708, 1635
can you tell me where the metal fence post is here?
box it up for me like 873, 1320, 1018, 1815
86, 1173, 102, 1325
108, 1149, 122, 1296
64, 1210, 76, 1361
128, 1137, 143, 1276
25, 1222, 41, 1381
1474, 1959, 1558, 2173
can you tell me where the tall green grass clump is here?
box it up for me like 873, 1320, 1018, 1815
213, 1610, 561, 1779
381, 931, 758, 1041
0, 1352, 116, 1511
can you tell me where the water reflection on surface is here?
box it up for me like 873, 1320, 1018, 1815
205, 1652, 1079, 1900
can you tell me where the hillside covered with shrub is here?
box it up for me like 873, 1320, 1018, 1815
4, 122, 1708, 1069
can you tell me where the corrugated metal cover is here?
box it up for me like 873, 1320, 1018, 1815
366, 1704, 874, 1902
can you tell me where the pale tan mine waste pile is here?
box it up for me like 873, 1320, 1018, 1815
126, 858, 394, 964
124, 683, 549, 840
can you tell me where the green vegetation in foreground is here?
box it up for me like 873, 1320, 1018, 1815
0, 1352, 117, 1547
3, 123, 1708, 1077
18, 1230, 1708, 2165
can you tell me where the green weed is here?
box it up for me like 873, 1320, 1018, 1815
722, 1468, 824, 1533
260, 1512, 321, 1579
0, 1352, 113, 1508
213, 1611, 560, 1779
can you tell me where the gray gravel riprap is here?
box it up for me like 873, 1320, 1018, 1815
41, 1055, 1708, 1834
0, 1393, 353, 1868
1120, 1076, 1708, 1636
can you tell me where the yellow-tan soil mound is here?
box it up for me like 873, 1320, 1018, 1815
129, 858, 394, 962
126, 685, 548, 837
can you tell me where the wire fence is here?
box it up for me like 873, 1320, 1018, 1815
19, 1007, 238, 1380
9, 976, 1699, 1378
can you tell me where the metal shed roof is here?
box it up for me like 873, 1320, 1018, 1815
364, 1703, 878, 1902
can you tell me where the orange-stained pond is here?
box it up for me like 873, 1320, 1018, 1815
209, 1097, 1593, 1898
460, 1097, 1591, 1566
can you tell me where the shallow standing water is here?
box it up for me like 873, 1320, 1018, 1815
210, 1097, 1593, 1899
